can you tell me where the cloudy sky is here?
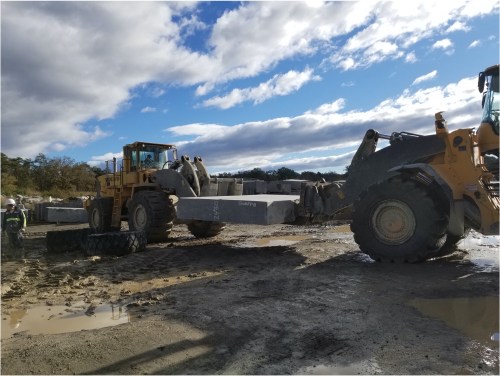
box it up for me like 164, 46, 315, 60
2, 1, 499, 174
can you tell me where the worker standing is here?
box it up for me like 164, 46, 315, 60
2, 198, 26, 260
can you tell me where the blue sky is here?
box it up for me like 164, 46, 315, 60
2, 1, 499, 174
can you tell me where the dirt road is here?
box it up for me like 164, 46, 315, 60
1, 222, 498, 374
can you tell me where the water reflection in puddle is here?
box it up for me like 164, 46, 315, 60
408, 296, 499, 347
1, 302, 129, 339
256, 235, 309, 247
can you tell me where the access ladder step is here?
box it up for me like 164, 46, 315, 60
111, 189, 122, 228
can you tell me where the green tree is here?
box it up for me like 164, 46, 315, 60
70, 163, 97, 192
1, 172, 17, 196
1, 153, 33, 195
276, 167, 299, 180
32, 154, 57, 192
234, 168, 269, 180
299, 171, 322, 181
2, 153, 99, 196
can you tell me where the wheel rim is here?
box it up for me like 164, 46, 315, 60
132, 204, 147, 230
90, 208, 101, 228
371, 199, 416, 245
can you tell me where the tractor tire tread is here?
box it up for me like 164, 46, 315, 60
85, 231, 147, 256
128, 191, 175, 243
46, 228, 92, 253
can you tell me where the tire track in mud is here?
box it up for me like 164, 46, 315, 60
2, 259, 45, 300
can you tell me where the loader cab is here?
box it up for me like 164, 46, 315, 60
123, 142, 178, 172
479, 65, 499, 133
477, 65, 499, 157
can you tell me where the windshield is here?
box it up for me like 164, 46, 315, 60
140, 146, 171, 169
481, 74, 500, 135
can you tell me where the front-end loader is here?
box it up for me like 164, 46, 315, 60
87, 142, 242, 243
300, 64, 499, 263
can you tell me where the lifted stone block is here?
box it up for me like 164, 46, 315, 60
177, 195, 300, 225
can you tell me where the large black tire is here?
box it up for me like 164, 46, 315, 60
433, 227, 471, 258
351, 178, 448, 263
128, 191, 175, 243
46, 228, 92, 253
88, 197, 116, 233
187, 220, 225, 238
85, 231, 147, 256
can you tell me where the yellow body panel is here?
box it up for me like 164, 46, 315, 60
430, 124, 499, 235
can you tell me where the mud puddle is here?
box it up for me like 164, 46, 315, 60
239, 225, 353, 248
1, 302, 130, 339
408, 296, 499, 347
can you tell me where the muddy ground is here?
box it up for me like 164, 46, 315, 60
0, 221, 498, 375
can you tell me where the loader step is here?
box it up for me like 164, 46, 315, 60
177, 195, 300, 225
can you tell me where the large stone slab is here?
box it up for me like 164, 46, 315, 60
46, 207, 88, 223
177, 195, 300, 225
35, 201, 84, 221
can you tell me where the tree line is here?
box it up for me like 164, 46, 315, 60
1, 153, 104, 197
1, 153, 347, 198
217, 166, 347, 182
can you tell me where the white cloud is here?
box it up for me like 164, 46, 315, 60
327, 1, 494, 70
405, 51, 418, 63
412, 70, 438, 86
2, 0, 498, 159
431, 38, 455, 55
1, 2, 204, 157
432, 39, 453, 50
201, 68, 321, 109
141, 106, 157, 113
446, 21, 471, 33
206, 1, 374, 83
168, 123, 230, 137
166, 77, 481, 172
341, 81, 355, 88
468, 40, 481, 48
87, 151, 123, 167
306, 99, 346, 115
178, 14, 208, 39
150, 87, 166, 98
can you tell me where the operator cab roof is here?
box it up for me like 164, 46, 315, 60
125, 141, 177, 150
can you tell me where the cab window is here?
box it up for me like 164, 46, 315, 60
481, 76, 499, 135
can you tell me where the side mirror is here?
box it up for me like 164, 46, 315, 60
478, 72, 485, 93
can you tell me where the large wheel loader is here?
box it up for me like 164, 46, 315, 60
87, 142, 242, 243
300, 64, 499, 263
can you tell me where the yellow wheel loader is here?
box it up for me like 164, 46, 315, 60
300, 64, 499, 262
87, 142, 242, 243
